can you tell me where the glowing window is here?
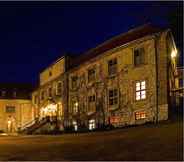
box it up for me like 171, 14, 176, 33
73, 121, 78, 131
136, 81, 146, 100
89, 119, 95, 130
73, 101, 78, 114
135, 111, 146, 120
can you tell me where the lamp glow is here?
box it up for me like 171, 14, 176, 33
171, 49, 177, 58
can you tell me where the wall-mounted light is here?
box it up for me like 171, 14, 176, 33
171, 49, 177, 58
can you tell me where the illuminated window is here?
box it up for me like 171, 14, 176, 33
6, 106, 15, 113
108, 58, 117, 76
72, 101, 78, 114
89, 119, 95, 130
136, 81, 146, 100
73, 121, 78, 131
134, 47, 145, 66
88, 68, 96, 82
109, 89, 118, 106
135, 111, 146, 120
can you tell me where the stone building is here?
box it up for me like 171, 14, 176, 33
32, 56, 69, 130
31, 24, 178, 132
0, 83, 34, 133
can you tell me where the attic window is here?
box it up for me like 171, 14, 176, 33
49, 71, 52, 77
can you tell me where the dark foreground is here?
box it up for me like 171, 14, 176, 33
0, 119, 183, 161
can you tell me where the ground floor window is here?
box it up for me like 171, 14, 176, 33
73, 121, 78, 131
135, 111, 146, 120
89, 119, 95, 130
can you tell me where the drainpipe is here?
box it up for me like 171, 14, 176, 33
154, 35, 159, 124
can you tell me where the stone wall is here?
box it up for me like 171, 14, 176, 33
68, 35, 158, 128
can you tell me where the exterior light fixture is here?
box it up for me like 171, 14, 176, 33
75, 102, 78, 107
171, 49, 177, 58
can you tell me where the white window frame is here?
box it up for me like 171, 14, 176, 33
135, 80, 146, 101
89, 119, 95, 130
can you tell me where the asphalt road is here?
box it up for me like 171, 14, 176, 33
0, 120, 183, 161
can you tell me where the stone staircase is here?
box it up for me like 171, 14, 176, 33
20, 117, 57, 135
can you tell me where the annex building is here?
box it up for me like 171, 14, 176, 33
0, 24, 180, 133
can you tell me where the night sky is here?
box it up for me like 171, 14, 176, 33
0, 1, 183, 85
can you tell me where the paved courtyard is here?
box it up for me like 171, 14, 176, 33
0, 119, 183, 161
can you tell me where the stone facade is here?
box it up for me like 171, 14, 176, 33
32, 56, 68, 128
32, 24, 178, 131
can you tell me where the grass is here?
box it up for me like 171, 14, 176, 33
0, 119, 183, 161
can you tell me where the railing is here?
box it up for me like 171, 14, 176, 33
20, 118, 38, 131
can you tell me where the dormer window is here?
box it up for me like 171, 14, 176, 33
2, 91, 6, 97
13, 91, 17, 98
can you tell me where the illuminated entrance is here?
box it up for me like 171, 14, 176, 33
39, 98, 63, 120
40, 103, 57, 118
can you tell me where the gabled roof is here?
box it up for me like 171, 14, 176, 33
69, 24, 164, 68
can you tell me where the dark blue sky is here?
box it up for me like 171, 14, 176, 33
0, 1, 182, 85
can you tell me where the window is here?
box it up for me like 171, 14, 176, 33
88, 95, 95, 103
41, 91, 44, 100
108, 89, 118, 106
34, 95, 38, 104
135, 111, 146, 120
71, 76, 78, 89
57, 82, 62, 95
73, 121, 78, 131
48, 87, 52, 97
134, 47, 145, 66
179, 78, 183, 88
108, 58, 117, 76
136, 81, 146, 101
89, 119, 95, 130
72, 101, 78, 114
49, 71, 52, 77
88, 68, 96, 82
88, 95, 96, 112
13, 91, 17, 98
1, 91, 6, 97
6, 106, 15, 113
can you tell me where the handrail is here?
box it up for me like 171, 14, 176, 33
20, 118, 38, 130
